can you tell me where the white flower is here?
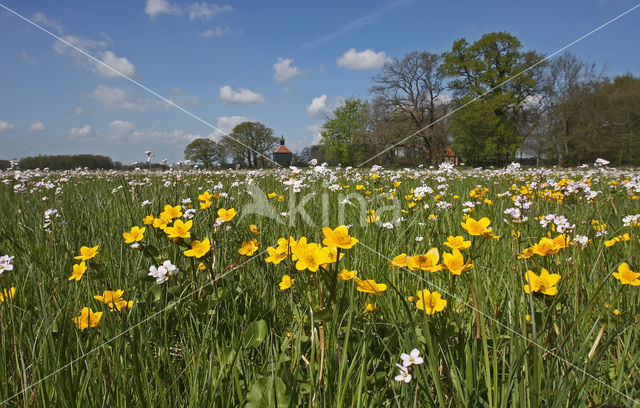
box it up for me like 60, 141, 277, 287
148, 265, 168, 284
401, 349, 424, 367
394, 364, 412, 383
381, 222, 394, 229
0, 255, 14, 274
141, 200, 152, 207
415, 236, 424, 242
162, 260, 179, 276
183, 208, 196, 220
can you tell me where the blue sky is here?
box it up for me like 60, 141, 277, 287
1, 0, 639, 164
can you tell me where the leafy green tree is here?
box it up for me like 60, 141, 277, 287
220, 121, 278, 168
441, 32, 542, 165
320, 98, 369, 165
184, 138, 225, 168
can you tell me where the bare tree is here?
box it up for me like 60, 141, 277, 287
220, 121, 278, 168
370, 51, 448, 164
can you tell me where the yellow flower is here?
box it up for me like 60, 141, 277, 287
238, 239, 260, 256
160, 204, 182, 220
153, 216, 170, 230
612, 262, 640, 286
365, 302, 379, 312
442, 248, 473, 275
164, 219, 192, 239
265, 246, 288, 265
460, 217, 492, 236
94, 289, 133, 311
68, 261, 87, 281
198, 191, 213, 201
293, 243, 333, 272
123, 226, 146, 243
217, 208, 237, 222
72, 307, 102, 330
0, 287, 16, 303
605, 233, 631, 247
200, 200, 212, 209
366, 210, 379, 223
74, 246, 98, 261
531, 237, 559, 256
387, 253, 408, 267
279, 275, 294, 290
355, 278, 387, 295
517, 247, 534, 259
444, 236, 471, 251
184, 238, 211, 258
198, 262, 206, 271
278, 195, 285, 201
322, 225, 358, 249
407, 248, 441, 273
416, 289, 447, 315
337, 269, 357, 281
249, 224, 262, 235
143, 215, 155, 225
524, 268, 561, 296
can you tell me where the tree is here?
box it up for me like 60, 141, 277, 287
320, 98, 369, 165
184, 138, 225, 168
371, 51, 448, 164
441, 32, 542, 165
220, 121, 278, 168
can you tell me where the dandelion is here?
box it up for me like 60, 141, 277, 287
239, 239, 260, 256
322, 225, 358, 249
184, 238, 211, 258
612, 262, 640, 286
400, 349, 424, 367
68, 261, 87, 281
444, 236, 471, 251
0, 287, 16, 303
524, 268, 561, 295
123, 226, 146, 243
442, 248, 473, 275
416, 289, 446, 315
74, 246, 98, 261
355, 278, 387, 295
72, 307, 102, 330
279, 275, 294, 290
164, 219, 192, 239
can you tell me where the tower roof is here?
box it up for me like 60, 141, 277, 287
274, 144, 292, 154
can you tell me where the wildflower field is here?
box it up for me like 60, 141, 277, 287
1, 162, 639, 407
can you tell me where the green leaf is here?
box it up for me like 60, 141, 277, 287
148, 285, 162, 303
245, 376, 291, 408
243, 319, 268, 348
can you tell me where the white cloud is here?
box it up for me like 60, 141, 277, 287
0, 121, 14, 133
74, 106, 85, 115
199, 26, 233, 38
132, 129, 200, 145
306, 94, 330, 118
96, 51, 136, 78
68, 125, 92, 139
32, 12, 63, 33
188, 2, 232, 21
307, 124, 323, 145
91, 84, 145, 111
145, 0, 181, 19
219, 86, 264, 104
29, 122, 46, 132
337, 48, 391, 70
21, 50, 38, 65
273, 57, 301, 83
208, 115, 249, 140
53, 35, 108, 56
110, 120, 135, 133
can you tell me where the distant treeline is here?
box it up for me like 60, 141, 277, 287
11, 154, 116, 170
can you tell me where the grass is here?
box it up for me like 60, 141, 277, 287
0, 165, 639, 407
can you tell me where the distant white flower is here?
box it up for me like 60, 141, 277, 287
415, 236, 424, 242
381, 222, 394, 229
183, 208, 196, 220
141, 200, 152, 207
0, 255, 14, 274
594, 158, 610, 167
